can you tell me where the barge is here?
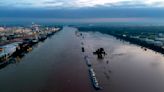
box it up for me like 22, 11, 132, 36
89, 68, 101, 90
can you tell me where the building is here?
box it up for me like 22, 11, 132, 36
0, 27, 5, 32
155, 37, 164, 42
154, 41, 163, 47
0, 36, 7, 42
144, 39, 154, 44
0, 43, 19, 61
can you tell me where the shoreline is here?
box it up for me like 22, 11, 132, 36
77, 26, 164, 55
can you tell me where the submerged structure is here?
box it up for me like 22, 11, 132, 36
93, 48, 107, 59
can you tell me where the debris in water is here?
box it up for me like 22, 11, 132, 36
93, 48, 107, 59
82, 47, 85, 52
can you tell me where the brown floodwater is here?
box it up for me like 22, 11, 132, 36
0, 26, 164, 92
82, 31, 164, 92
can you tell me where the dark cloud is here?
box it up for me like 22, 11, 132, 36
0, 7, 164, 18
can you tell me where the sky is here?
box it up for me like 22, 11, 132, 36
1, 0, 164, 8
0, 0, 164, 24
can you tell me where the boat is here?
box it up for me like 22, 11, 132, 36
84, 56, 92, 67
89, 68, 101, 90
27, 47, 32, 52
39, 35, 47, 41
47, 32, 53, 37
89, 68, 96, 77
32, 39, 39, 44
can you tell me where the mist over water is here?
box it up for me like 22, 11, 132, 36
1, 17, 164, 26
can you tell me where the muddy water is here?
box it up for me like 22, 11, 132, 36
0, 27, 93, 92
82, 32, 164, 92
1, 27, 164, 92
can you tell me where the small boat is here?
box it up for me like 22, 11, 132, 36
27, 47, 32, 52
39, 35, 47, 41
32, 39, 39, 44
84, 56, 91, 67
82, 47, 85, 52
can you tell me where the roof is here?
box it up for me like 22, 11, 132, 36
0, 43, 19, 57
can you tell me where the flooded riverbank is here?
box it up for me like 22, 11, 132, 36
0, 27, 92, 92
81, 31, 164, 92
1, 26, 164, 92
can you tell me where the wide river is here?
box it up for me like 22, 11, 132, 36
1, 26, 164, 92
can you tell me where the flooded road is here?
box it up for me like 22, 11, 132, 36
1, 26, 164, 92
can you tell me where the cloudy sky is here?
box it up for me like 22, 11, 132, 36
0, 0, 164, 24
1, 0, 164, 8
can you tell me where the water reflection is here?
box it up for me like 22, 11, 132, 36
81, 31, 164, 92
0, 54, 23, 69
1, 27, 164, 92
0, 38, 47, 70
